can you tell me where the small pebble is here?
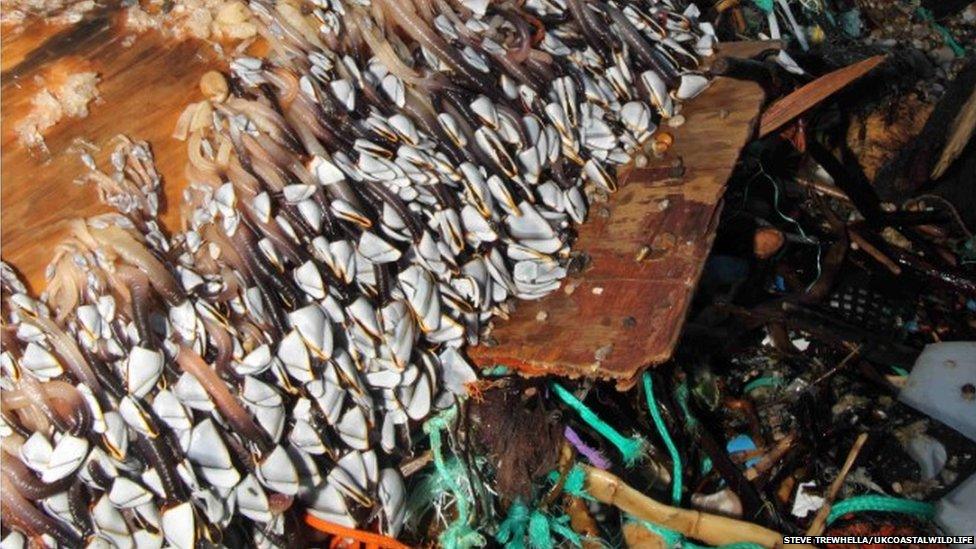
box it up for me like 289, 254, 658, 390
594, 343, 613, 361
667, 114, 685, 128
564, 281, 578, 295
634, 154, 649, 168
592, 287, 604, 295
535, 310, 548, 322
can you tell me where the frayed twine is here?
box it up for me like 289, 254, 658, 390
550, 382, 647, 466
546, 464, 590, 500
564, 426, 611, 470
496, 499, 583, 549
423, 406, 487, 549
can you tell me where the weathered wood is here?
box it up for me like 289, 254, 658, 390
469, 42, 768, 390
1, 23, 769, 390
758, 55, 886, 138
1, 15, 224, 292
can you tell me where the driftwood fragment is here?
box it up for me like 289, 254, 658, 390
759, 56, 887, 138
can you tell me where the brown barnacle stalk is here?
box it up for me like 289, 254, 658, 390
83, 220, 184, 306
110, 264, 159, 350
1, 453, 75, 500
23, 313, 103, 394
0, 473, 82, 547
1, 377, 92, 437
175, 346, 275, 456
44, 242, 101, 323
374, 0, 497, 96
83, 137, 163, 233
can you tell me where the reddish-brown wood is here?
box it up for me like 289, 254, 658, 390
758, 55, 886, 138
2, 22, 769, 389
470, 42, 768, 389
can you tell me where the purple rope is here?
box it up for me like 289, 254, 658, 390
564, 426, 611, 469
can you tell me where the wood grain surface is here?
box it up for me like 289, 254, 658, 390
1, 20, 768, 388
469, 42, 768, 389
1, 14, 223, 292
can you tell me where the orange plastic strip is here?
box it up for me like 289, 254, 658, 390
304, 514, 411, 549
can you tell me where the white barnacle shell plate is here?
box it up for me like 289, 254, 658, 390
126, 346, 163, 398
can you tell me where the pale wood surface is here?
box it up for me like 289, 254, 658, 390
1, 14, 223, 292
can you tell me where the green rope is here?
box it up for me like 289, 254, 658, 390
643, 373, 682, 505
890, 366, 909, 377
743, 376, 783, 394
751, 0, 774, 14
528, 511, 552, 549
497, 499, 583, 549
496, 500, 531, 549
826, 495, 936, 526
675, 381, 711, 475
547, 514, 583, 548
550, 382, 646, 466
423, 407, 487, 549
545, 464, 592, 500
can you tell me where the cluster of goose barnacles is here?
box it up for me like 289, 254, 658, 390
1, 0, 713, 546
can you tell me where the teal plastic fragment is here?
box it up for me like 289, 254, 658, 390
743, 376, 783, 394
917, 7, 966, 57
482, 365, 511, 377
727, 434, 760, 469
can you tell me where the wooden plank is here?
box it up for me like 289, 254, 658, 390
2, 23, 768, 389
1, 14, 223, 293
469, 42, 768, 390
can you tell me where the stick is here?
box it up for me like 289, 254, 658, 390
849, 230, 902, 275
805, 433, 869, 535
582, 466, 813, 548
745, 432, 797, 481
759, 56, 887, 138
